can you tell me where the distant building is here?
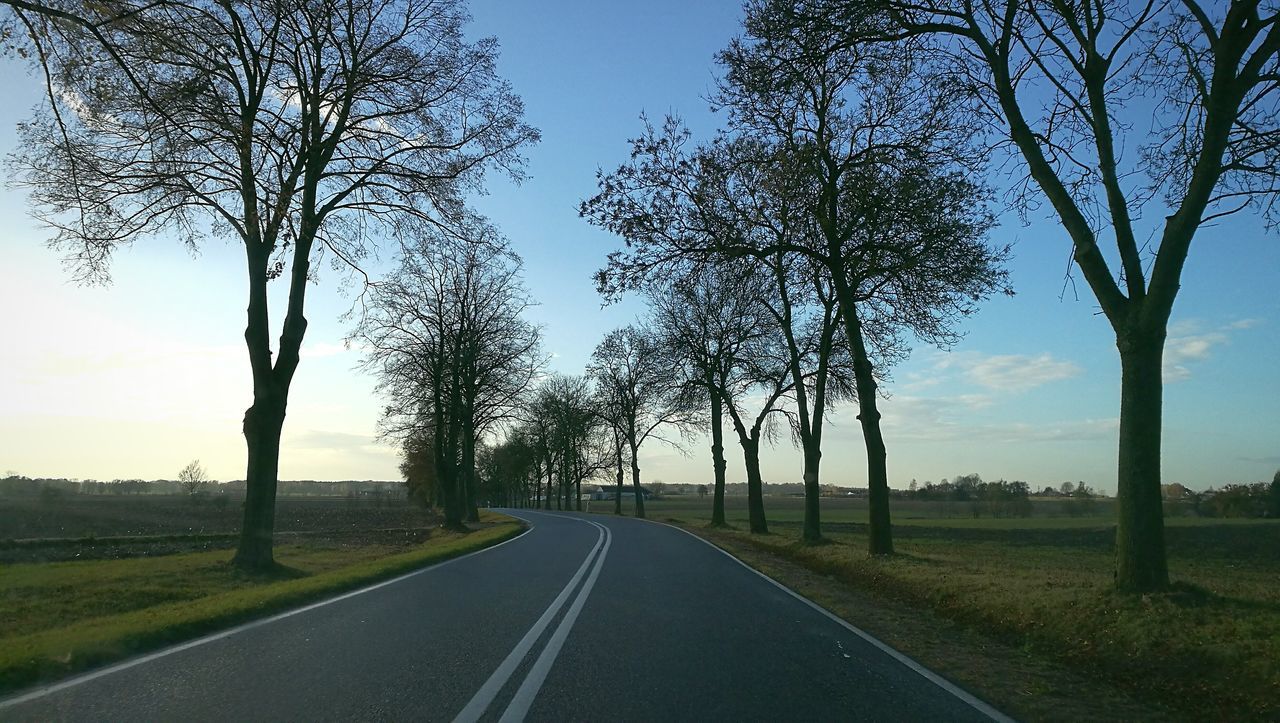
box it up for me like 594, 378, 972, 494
589, 485, 651, 501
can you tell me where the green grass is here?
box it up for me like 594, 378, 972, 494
0, 516, 523, 694
603, 496, 1280, 720
590, 493, 1115, 526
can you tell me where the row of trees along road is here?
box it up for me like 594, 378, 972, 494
352, 226, 543, 530
830, 0, 1280, 591
582, 2, 1010, 554
472, 373, 623, 516
3, 0, 538, 569
585, 0, 1280, 593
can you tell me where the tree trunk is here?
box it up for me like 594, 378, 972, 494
742, 436, 768, 534
441, 466, 464, 529
462, 428, 479, 523
233, 241, 307, 571
801, 441, 822, 543
710, 388, 728, 527
437, 432, 465, 530
233, 393, 285, 570
574, 454, 583, 512
840, 301, 893, 555
543, 457, 553, 510
1114, 334, 1170, 591
629, 439, 646, 519
614, 440, 624, 515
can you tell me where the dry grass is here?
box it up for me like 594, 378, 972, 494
0, 513, 522, 694
670, 517, 1280, 721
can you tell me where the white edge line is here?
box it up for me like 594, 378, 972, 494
0, 520, 534, 710
452, 512, 605, 723
638, 516, 1015, 723
497, 519, 611, 723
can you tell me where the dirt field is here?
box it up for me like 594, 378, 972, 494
0, 495, 438, 563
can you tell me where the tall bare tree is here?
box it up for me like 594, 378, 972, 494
10, 0, 537, 569
587, 324, 693, 519
715, 2, 1007, 554
177, 459, 208, 496
761, 253, 855, 543
531, 374, 608, 511
585, 116, 1003, 552
648, 262, 770, 527
354, 227, 543, 529
826, 0, 1280, 590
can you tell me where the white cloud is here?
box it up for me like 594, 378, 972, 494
1164, 318, 1260, 382
935, 351, 1083, 392
878, 394, 1116, 443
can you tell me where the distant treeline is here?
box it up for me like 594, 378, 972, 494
658, 482, 852, 498
0, 476, 406, 498
1164, 478, 1280, 519
898, 475, 1040, 518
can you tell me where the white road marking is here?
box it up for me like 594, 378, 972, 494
452, 512, 606, 723
497, 518, 611, 723
0, 523, 533, 711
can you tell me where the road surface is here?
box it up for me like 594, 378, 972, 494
0, 510, 1007, 722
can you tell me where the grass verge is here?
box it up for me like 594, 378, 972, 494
662, 518, 1279, 722
0, 514, 523, 695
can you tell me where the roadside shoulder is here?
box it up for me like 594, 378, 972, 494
667, 521, 1173, 723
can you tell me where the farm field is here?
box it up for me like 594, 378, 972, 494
582, 492, 1249, 527
0, 496, 521, 693
585, 494, 1280, 720
0, 494, 427, 539
0, 495, 433, 563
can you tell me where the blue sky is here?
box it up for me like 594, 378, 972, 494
0, 1, 1276, 491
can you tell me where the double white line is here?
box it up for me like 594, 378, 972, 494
453, 514, 612, 723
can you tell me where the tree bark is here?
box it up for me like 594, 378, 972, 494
741, 436, 768, 534
1114, 333, 1170, 591
556, 456, 564, 511
710, 387, 727, 527
614, 437, 625, 515
234, 393, 285, 570
543, 455, 553, 510
801, 442, 822, 543
462, 427, 479, 523
629, 437, 646, 518
574, 453, 582, 512
840, 302, 893, 555
234, 241, 308, 571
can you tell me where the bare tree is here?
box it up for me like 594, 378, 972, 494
828, 0, 1280, 591
10, 0, 537, 569
648, 262, 770, 527
714, 2, 1007, 554
529, 374, 607, 511
587, 325, 693, 519
477, 432, 538, 508
177, 459, 208, 496
354, 227, 543, 529
648, 263, 796, 534
585, 0, 1008, 554
762, 253, 856, 543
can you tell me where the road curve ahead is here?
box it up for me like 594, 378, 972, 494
1, 510, 1007, 722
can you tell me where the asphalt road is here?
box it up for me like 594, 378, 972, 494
0, 510, 1008, 722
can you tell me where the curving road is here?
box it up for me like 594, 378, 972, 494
0, 510, 1008, 722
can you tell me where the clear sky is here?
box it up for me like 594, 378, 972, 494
1, 1, 1276, 492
